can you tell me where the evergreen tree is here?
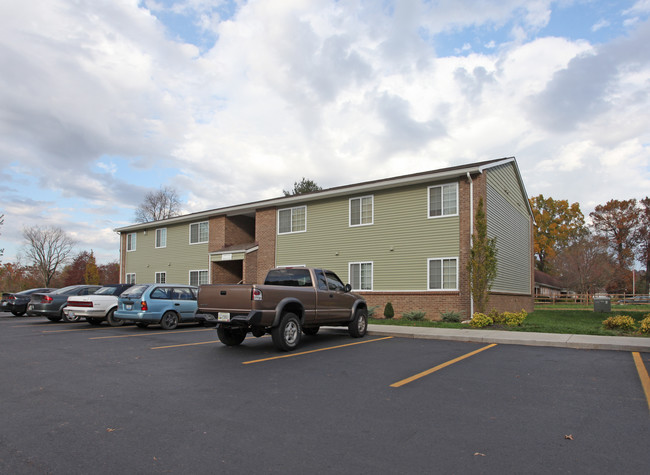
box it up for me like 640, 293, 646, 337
467, 198, 497, 313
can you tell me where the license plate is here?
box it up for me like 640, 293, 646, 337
126, 304, 132, 310
217, 312, 231, 322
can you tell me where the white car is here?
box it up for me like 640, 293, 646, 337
64, 284, 134, 326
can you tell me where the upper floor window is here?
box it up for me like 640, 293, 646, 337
428, 258, 458, 291
126, 273, 136, 284
189, 270, 209, 286
350, 196, 373, 227
155, 272, 166, 284
278, 206, 306, 234
126, 233, 136, 252
190, 221, 209, 244
428, 182, 458, 218
155, 228, 167, 248
349, 262, 373, 290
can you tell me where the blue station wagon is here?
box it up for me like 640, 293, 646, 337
113, 284, 198, 330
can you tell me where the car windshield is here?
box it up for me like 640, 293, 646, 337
95, 286, 120, 296
120, 285, 148, 299
50, 286, 82, 295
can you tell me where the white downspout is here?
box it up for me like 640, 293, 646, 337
467, 172, 474, 318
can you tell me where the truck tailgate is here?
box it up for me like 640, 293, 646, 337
197, 285, 254, 314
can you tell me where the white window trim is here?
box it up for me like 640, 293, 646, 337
126, 273, 136, 284
189, 221, 209, 245
189, 269, 209, 286
277, 206, 307, 235
155, 271, 166, 284
155, 228, 167, 249
349, 195, 374, 227
427, 257, 459, 291
349, 261, 374, 291
126, 232, 136, 252
428, 182, 459, 219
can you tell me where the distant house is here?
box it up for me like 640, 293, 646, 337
115, 157, 534, 319
534, 270, 564, 298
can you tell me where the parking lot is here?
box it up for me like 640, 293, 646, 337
1, 312, 649, 474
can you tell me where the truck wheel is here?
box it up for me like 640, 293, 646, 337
272, 312, 302, 351
160, 311, 179, 330
87, 318, 102, 325
348, 308, 368, 338
217, 326, 247, 346
106, 309, 124, 327
302, 326, 319, 335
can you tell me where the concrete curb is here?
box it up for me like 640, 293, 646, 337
366, 324, 650, 352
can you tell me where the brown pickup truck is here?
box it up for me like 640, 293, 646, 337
196, 267, 368, 351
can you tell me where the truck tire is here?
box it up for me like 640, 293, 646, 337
106, 308, 124, 327
160, 311, 179, 330
348, 308, 368, 338
217, 326, 247, 346
302, 326, 319, 335
272, 312, 302, 351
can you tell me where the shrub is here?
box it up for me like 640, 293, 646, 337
639, 316, 650, 334
403, 310, 426, 321
469, 313, 493, 328
489, 309, 505, 324
504, 310, 527, 327
602, 315, 636, 331
383, 302, 395, 319
441, 311, 462, 323
367, 305, 381, 318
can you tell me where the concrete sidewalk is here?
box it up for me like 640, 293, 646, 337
367, 324, 650, 352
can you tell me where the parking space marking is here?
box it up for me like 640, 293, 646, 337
42, 326, 113, 333
151, 340, 221, 349
242, 336, 394, 365
390, 343, 498, 388
632, 352, 650, 412
90, 328, 214, 339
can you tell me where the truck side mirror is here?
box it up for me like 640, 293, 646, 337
344, 284, 352, 292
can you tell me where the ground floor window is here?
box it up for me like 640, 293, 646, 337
155, 272, 166, 284
428, 258, 458, 290
126, 273, 136, 284
190, 270, 209, 286
349, 262, 373, 290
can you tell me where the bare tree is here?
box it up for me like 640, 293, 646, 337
22, 226, 76, 286
134, 186, 182, 223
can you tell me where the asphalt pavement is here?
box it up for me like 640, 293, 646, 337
367, 324, 650, 352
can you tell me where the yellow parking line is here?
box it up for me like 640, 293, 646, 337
90, 328, 214, 339
243, 336, 394, 365
42, 326, 110, 333
152, 340, 221, 349
632, 352, 650, 412
390, 343, 498, 388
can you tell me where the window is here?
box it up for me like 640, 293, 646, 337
189, 270, 209, 286
428, 258, 458, 290
324, 271, 345, 292
155, 272, 166, 284
278, 206, 306, 234
349, 262, 373, 290
428, 182, 458, 218
350, 196, 373, 226
126, 233, 136, 251
126, 273, 136, 284
155, 228, 167, 248
190, 222, 209, 244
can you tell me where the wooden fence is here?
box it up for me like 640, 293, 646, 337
535, 294, 650, 306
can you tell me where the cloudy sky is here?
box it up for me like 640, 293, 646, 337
1, 0, 649, 265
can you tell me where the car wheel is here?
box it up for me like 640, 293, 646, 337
135, 322, 149, 329
302, 326, 320, 335
47, 316, 62, 322
63, 310, 80, 323
106, 309, 124, 327
348, 308, 368, 338
217, 325, 247, 346
87, 318, 102, 326
11, 310, 25, 317
271, 312, 301, 351
160, 311, 179, 330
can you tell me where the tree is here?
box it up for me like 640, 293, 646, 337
61, 251, 92, 286
529, 195, 586, 273
22, 226, 75, 287
467, 198, 498, 313
98, 262, 120, 284
0, 213, 4, 262
283, 178, 322, 196
134, 186, 182, 223
590, 199, 639, 268
635, 197, 650, 291
84, 251, 100, 285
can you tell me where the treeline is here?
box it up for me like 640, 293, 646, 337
0, 251, 119, 292
530, 195, 650, 295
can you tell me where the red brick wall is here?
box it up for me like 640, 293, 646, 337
254, 207, 277, 283
209, 216, 226, 253
225, 215, 255, 247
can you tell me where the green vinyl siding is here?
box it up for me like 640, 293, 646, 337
123, 223, 209, 285
486, 163, 532, 294
276, 182, 460, 290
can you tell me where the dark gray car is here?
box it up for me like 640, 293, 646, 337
1, 288, 57, 316
27, 285, 102, 322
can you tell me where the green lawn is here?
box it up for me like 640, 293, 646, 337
369, 307, 650, 337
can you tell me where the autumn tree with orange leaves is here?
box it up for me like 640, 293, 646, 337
589, 199, 639, 268
529, 195, 586, 273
